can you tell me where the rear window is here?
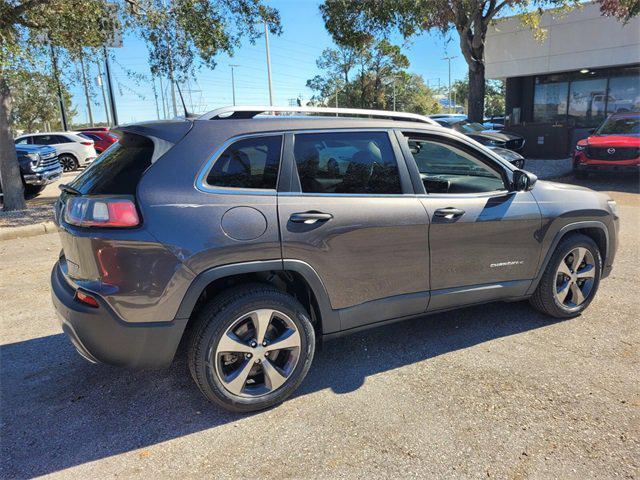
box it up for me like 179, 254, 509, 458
205, 135, 282, 190
69, 133, 153, 195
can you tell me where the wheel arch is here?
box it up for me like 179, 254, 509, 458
526, 221, 609, 296
176, 260, 339, 337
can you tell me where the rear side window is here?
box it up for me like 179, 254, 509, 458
69, 133, 153, 195
206, 136, 282, 190
293, 131, 402, 194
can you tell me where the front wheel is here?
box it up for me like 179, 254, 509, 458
188, 284, 316, 412
530, 233, 602, 318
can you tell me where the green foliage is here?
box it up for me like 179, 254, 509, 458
451, 75, 505, 117
8, 69, 76, 132
598, 0, 640, 22
127, 0, 281, 80
307, 39, 440, 114
318, 0, 587, 121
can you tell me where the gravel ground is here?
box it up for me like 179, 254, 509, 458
0, 172, 77, 228
0, 175, 638, 479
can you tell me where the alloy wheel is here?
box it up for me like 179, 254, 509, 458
59, 156, 75, 172
554, 247, 596, 310
212, 309, 302, 398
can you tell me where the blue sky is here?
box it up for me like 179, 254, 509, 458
70, 0, 469, 125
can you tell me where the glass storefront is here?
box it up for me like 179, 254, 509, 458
533, 65, 639, 127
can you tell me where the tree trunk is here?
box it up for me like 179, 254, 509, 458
0, 75, 26, 211
467, 62, 485, 123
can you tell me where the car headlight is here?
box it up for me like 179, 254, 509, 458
25, 153, 40, 170
487, 140, 505, 147
575, 144, 585, 151
607, 199, 618, 217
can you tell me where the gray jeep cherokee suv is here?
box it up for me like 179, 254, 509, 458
51, 106, 619, 412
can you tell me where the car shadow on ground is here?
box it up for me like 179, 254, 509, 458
1, 300, 559, 478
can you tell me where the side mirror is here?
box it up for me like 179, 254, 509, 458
512, 170, 537, 192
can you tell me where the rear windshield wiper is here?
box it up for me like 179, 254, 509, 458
59, 184, 82, 196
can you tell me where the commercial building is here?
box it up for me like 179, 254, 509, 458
485, 2, 639, 157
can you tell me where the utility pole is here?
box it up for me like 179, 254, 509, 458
442, 55, 457, 113
96, 60, 111, 125
392, 78, 396, 111
49, 44, 68, 130
335, 85, 339, 116
264, 20, 274, 106
229, 64, 239, 105
103, 46, 118, 125
159, 75, 167, 119
151, 75, 161, 120
79, 55, 94, 126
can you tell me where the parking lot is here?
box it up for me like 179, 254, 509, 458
1, 173, 638, 479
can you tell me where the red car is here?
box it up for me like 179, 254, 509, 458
573, 112, 639, 178
76, 128, 119, 154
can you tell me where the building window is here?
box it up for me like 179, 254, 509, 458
568, 78, 608, 128
607, 74, 640, 114
533, 81, 568, 123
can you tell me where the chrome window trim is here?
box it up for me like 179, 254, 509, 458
196, 127, 428, 197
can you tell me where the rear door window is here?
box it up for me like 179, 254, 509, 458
293, 131, 402, 194
205, 135, 282, 190
69, 133, 154, 195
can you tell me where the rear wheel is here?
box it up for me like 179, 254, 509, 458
188, 284, 315, 412
530, 233, 601, 318
59, 154, 78, 172
24, 184, 45, 195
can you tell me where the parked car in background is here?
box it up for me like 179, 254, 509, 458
14, 132, 97, 172
0, 144, 62, 195
51, 106, 618, 413
489, 146, 525, 169
573, 112, 640, 178
483, 115, 505, 131
433, 117, 525, 152
77, 131, 119, 154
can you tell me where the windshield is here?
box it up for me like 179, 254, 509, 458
596, 115, 639, 135
452, 121, 486, 134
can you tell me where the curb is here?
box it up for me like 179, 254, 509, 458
0, 221, 57, 241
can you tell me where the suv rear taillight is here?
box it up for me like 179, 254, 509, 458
80, 141, 93, 146
64, 196, 140, 228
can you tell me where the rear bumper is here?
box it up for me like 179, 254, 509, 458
81, 156, 96, 166
50, 261, 188, 369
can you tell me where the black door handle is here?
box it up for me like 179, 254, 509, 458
434, 207, 465, 220
289, 211, 333, 224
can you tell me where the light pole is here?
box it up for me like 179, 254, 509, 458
229, 64, 239, 105
442, 55, 457, 113
264, 20, 274, 106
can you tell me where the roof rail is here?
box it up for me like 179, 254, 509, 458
198, 105, 439, 126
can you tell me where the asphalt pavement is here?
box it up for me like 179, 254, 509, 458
0, 174, 638, 479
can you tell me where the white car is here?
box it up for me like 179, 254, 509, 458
14, 132, 97, 172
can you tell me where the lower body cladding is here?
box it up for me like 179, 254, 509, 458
51, 262, 187, 368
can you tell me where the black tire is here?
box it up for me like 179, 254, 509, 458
188, 283, 316, 412
59, 154, 78, 172
530, 233, 602, 318
23, 184, 45, 197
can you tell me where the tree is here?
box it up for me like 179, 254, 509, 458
319, 0, 629, 124
0, 0, 281, 211
9, 70, 76, 133
307, 39, 440, 114
599, 0, 640, 22
450, 75, 504, 117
